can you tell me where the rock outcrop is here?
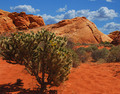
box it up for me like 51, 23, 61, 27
0, 9, 112, 44
0, 10, 45, 33
0, 9, 16, 33
108, 31, 120, 45
8, 12, 45, 30
28, 17, 112, 44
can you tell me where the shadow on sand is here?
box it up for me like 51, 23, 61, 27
0, 79, 57, 94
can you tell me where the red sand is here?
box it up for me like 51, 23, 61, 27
1, 59, 120, 94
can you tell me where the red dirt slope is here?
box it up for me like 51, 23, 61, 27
1, 59, 120, 94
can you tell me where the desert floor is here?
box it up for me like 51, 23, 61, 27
1, 58, 120, 94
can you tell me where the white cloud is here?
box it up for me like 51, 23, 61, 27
93, 7, 118, 20
64, 10, 76, 19
40, 7, 118, 25
99, 22, 120, 33
38, 14, 63, 25
10, 5, 40, 13
89, 0, 96, 1
56, 5, 67, 12
106, 0, 112, 2
89, 0, 112, 2
76, 7, 118, 21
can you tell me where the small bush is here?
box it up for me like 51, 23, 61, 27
66, 40, 75, 49
100, 41, 111, 45
91, 48, 109, 61
85, 46, 98, 52
69, 49, 80, 67
76, 47, 89, 63
106, 46, 120, 62
97, 58, 106, 63
100, 41, 113, 47
76, 47, 86, 52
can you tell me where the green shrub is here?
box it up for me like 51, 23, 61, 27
85, 46, 98, 52
100, 41, 111, 44
0, 30, 73, 93
106, 46, 120, 62
100, 41, 113, 47
91, 48, 109, 61
68, 49, 80, 67
66, 40, 75, 49
76, 47, 86, 51
76, 47, 89, 63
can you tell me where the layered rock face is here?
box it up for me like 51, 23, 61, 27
29, 17, 112, 44
0, 10, 45, 33
108, 31, 120, 45
0, 9, 16, 33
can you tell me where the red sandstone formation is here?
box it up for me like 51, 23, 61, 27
0, 10, 45, 33
27, 17, 112, 44
108, 31, 120, 45
0, 9, 112, 44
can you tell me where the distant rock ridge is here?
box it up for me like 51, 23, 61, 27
0, 9, 112, 44
27, 17, 112, 44
108, 31, 120, 45
0, 9, 45, 33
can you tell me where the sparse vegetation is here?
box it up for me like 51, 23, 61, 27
106, 46, 120, 62
76, 47, 90, 63
66, 40, 75, 49
91, 48, 109, 62
85, 45, 98, 52
100, 41, 113, 47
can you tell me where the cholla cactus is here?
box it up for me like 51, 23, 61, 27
0, 29, 73, 93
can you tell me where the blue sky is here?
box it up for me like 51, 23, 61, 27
0, 0, 120, 34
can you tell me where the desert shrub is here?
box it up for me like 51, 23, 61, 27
97, 58, 106, 63
66, 40, 75, 49
85, 46, 98, 52
91, 48, 109, 61
66, 41, 80, 67
76, 47, 89, 63
99, 41, 113, 47
75, 43, 82, 46
76, 47, 86, 51
68, 48, 80, 67
100, 41, 111, 45
104, 44, 113, 47
0, 30, 73, 93
81, 43, 89, 45
106, 46, 120, 62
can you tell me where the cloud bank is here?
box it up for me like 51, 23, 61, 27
10, 5, 40, 13
40, 7, 118, 25
89, 0, 112, 2
100, 22, 120, 33
56, 5, 67, 12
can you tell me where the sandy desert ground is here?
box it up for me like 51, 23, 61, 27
1, 58, 120, 94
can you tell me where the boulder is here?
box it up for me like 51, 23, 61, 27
108, 31, 120, 45
8, 12, 30, 30
28, 15, 45, 26
44, 17, 112, 43
29, 22, 39, 29
0, 10, 45, 32
27, 17, 112, 44
0, 9, 16, 33
0, 16, 16, 33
